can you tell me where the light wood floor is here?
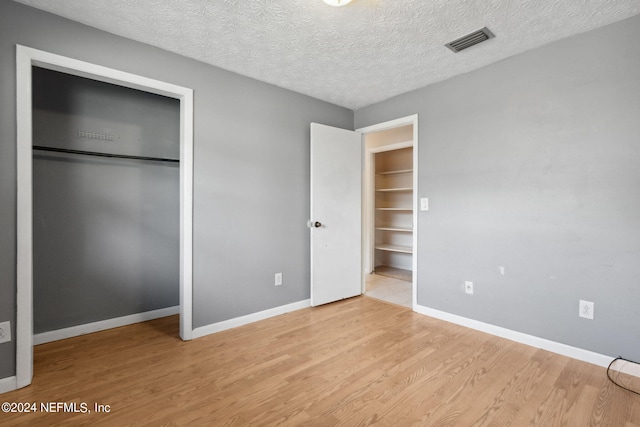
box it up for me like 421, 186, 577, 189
3, 297, 639, 426
365, 273, 412, 308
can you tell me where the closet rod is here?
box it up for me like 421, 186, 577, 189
33, 145, 179, 163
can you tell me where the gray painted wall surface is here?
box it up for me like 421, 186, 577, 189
32, 68, 180, 333
355, 15, 640, 359
0, 1, 352, 379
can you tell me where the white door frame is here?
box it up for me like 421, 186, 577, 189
15, 45, 194, 389
356, 114, 419, 311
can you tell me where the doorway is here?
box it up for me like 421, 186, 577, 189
15, 46, 194, 389
31, 67, 180, 341
357, 115, 418, 309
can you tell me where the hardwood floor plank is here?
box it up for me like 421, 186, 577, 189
2, 296, 639, 426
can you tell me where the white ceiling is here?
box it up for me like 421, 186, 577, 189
14, 0, 640, 110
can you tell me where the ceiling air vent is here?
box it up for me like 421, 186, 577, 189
445, 27, 495, 53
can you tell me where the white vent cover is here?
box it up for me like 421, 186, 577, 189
445, 27, 495, 53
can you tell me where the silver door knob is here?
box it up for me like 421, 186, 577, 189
308, 220, 322, 228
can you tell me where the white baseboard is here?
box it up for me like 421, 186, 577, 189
192, 299, 311, 339
609, 358, 640, 378
33, 306, 180, 345
414, 304, 618, 369
0, 376, 17, 394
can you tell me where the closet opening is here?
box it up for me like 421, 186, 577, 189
31, 67, 180, 343
361, 121, 417, 309
16, 46, 194, 390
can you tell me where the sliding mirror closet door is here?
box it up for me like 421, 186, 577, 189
32, 67, 180, 339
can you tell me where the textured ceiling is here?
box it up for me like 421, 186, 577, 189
13, 0, 640, 110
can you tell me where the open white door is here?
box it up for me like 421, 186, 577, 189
310, 123, 362, 306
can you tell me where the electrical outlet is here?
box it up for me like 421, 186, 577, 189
579, 300, 594, 320
275, 272, 283, 286
464, 281, 474, 295
499, 266, 505, 276
0, 321, 11, 344
420, 198, 429, 211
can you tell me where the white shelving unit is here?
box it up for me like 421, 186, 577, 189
374, 147, 414, 271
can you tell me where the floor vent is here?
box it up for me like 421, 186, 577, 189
445, 27, 495, 53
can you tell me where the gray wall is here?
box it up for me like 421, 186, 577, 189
356, 14, 640, 359
0, 1, 352, 379
32, 68, 180, 333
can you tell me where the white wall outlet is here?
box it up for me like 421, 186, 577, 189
420, 197, 429, 211
464, 281, 474, 295
579, 300, 594, 320
275, 272, 283, 286
0, 321, 11, 344
499, 266, 505, 276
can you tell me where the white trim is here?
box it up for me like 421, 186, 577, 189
15, 45, 194, 389
368, 140, 413, 153
192, 300, 311, 339
179, 88, 194, 341
411, 121, 419, 311
357, 115, 419, 135
356, 114, 419, 310
415, 304, 615, 368
363, 148, 375, 274
16, 45, 34, 390
0, 376, 17, 394
33, 306, 180, 345
609, 359, 640, 378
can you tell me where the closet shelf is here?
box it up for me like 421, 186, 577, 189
375, 226, 412, 232
373, 146, 414, 274
375, 187, 412, 192
377, 169, 413, 176
375, 243, 413, 254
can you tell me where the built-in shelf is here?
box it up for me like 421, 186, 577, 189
375, 243, 413, 254
374, 146, 414, 272
377, 169, 413, 176
376, 226, 412, 232
375, 187, 412, 192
